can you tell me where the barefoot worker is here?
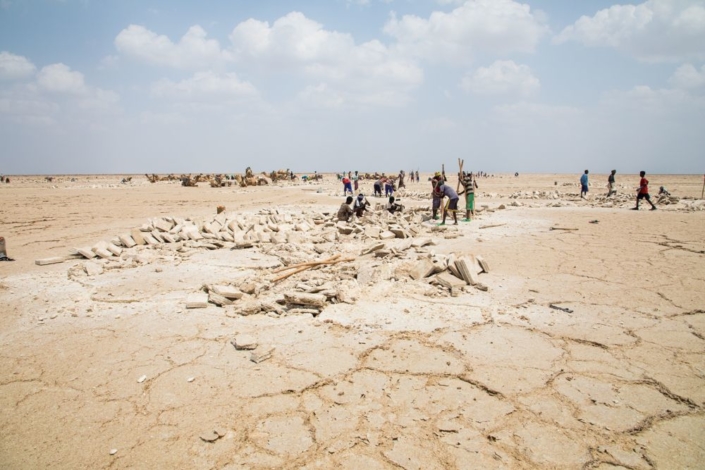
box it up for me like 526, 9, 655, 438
354, 193, 371, 217
632, 171, 657, 211
337, 196, 354, 221
437, 181, 460, 226
386, 196, 403, 214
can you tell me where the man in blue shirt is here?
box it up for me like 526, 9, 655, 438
580, 170, 589, 199
438, 182, 460, 225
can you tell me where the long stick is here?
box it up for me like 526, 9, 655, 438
701, 174, 704, 199
273, 254, 341, 273
456, 158, 463, 192
272, 257, 354, 282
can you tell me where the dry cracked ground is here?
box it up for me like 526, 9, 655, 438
1, 174, 704, 469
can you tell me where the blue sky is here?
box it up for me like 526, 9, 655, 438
1, 0, 704, 174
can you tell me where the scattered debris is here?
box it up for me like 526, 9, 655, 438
549, 304, 574, 313
200, 428, 226, 443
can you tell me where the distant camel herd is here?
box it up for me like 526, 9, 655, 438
144, 167, 287, 187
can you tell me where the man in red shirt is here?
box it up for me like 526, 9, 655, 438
632, 171, 657, 210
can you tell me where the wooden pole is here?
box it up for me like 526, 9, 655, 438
273, 254, 341, 273
701, 174, 704, 199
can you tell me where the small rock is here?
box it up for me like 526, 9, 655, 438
231, 335, 258, 350
137, 375, 147, 383
109, 449, 118, 455
186, 293, 209, 309
250, 347, 275, 363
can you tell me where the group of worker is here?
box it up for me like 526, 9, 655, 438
337, 170, 479, 225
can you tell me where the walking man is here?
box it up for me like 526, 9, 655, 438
632, 171, 657, 211
607, 170, 616, 197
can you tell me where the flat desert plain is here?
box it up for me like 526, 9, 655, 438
1, 173, 704, 469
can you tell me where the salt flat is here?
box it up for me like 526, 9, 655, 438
1, 173, 704, 469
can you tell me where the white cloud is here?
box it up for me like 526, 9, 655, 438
600, 84, 705, 114
36, 63, 86, 93
492, 101, 582, 124
296, 83, 346, 109
98, 55, 120, 70
383, 0, 548, 64
669, 63, 705, 89
461, 60, 539, 96
0, 51, 37, 80
229, 12, 423, 107
115, 24, 231, 69
151, 71, 257, 100
553, 0, 705, 62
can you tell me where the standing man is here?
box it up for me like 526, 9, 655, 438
607, 170, 617, 197
431, 172, 443, 220
458, 172, 479, 221
373, 178, 383, 197
580, 170, 589, 199
398, 170, 405, 189
353, 171, 359, 192
632, 171, 657, 210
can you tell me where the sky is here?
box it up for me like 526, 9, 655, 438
0, 0, 704, 175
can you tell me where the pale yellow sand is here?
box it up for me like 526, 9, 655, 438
0, 173, 704, 469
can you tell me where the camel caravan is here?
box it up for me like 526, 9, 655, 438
145, 167, 297, 188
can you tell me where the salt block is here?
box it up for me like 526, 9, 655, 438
208, 292, 232, 307
410, 259, 435, 280
284, 292, 327, 308
35, 257, 65, 266
212, 285, 243, 300
153, 218, 173, 232
475, 255, 490, 273
130, 229, 146, 245
379, 231, 396, 240
186, 293, 209, 309
231, 334, 258, 350
76, 247, 96, 259
94, 248, 113, 259
105, 243, 122, 256
150, 230, 165, 243
435, 272, 466, 289
92, 240, 109, 253
143, 234, 159, 245
455, 258, 478, 285
118, 234, 136, 248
